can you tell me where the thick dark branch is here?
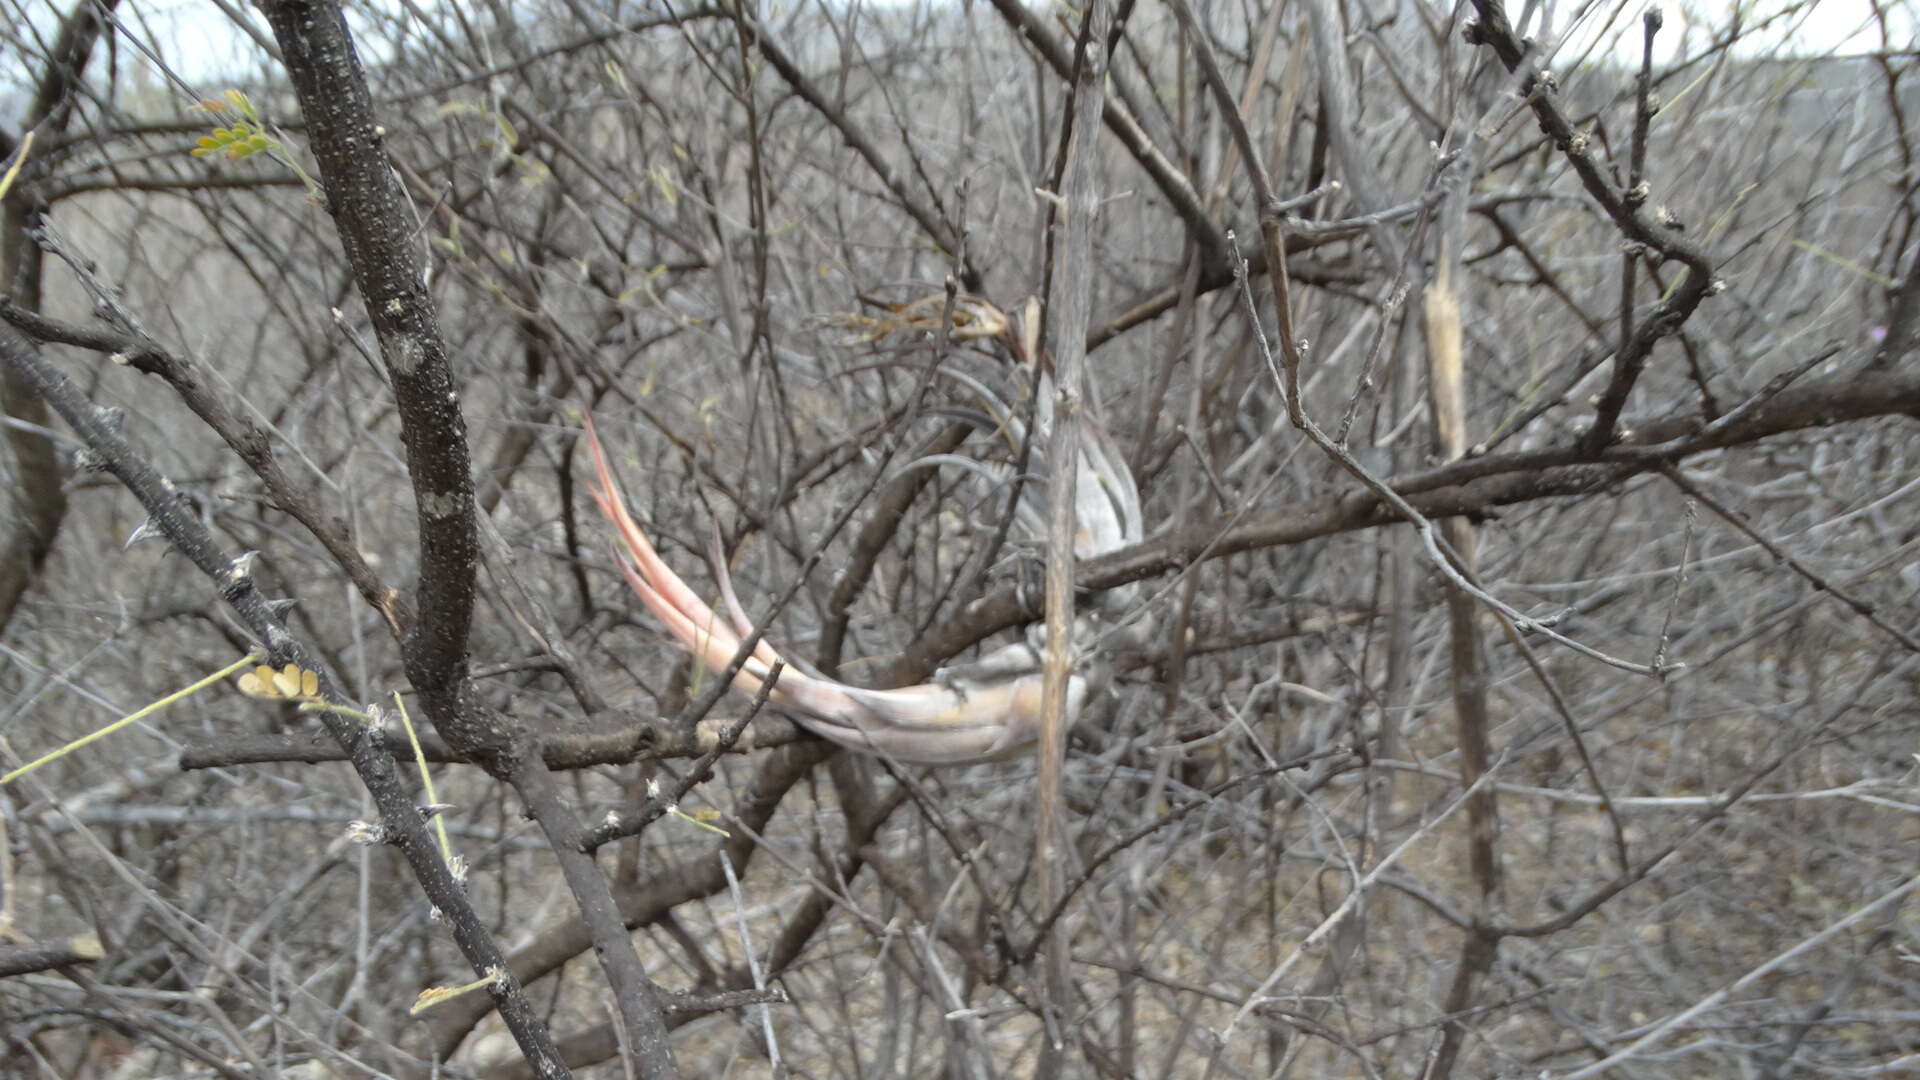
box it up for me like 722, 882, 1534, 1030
892, 364, 1920, 684
259, 0, 489, 754
0, 0, 118, 635
507, 754, 678, 1079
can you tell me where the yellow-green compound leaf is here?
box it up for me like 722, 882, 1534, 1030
224, 88, 260, 123
190, 119, 279, 162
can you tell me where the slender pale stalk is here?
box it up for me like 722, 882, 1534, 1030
2, 652, 261, 786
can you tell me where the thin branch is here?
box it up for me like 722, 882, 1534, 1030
1461, 1, 1718, 453
577, 662, 785, 851
746, 17, 980, 289
985, 0, 1222, 262
0, 318, 570, 1079
0, 294, 408, 637
1662, 465, 1920, 654
1550, 872, 1920, 1079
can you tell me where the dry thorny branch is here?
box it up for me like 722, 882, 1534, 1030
3, 0, 1919, 1077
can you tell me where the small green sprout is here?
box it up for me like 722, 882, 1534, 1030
189, 90, 321, 200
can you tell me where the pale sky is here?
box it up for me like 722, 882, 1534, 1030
6, 0, 1915, 115
1551, 0, 1915, 67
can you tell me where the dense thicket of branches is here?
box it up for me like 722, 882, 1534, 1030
3, 0, 1917, 1076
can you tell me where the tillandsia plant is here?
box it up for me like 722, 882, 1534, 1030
587, 293, 1149, 765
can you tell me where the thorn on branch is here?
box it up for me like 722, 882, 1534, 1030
224, 550, 259, 588
123, 517, 164, 549
346, 819, 393, 845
